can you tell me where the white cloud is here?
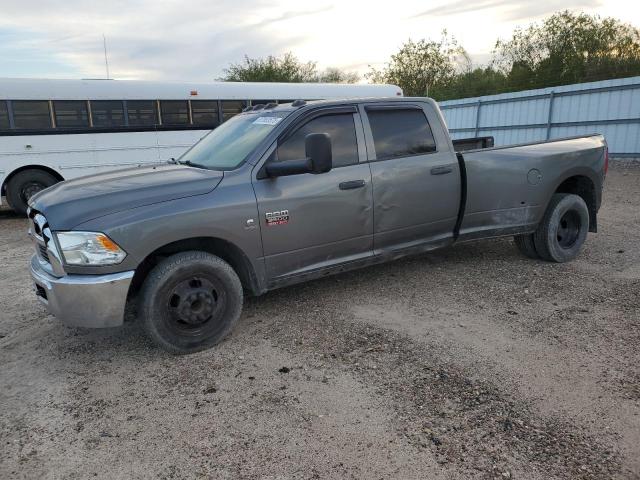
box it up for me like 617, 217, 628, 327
0, 0, 637, 80
409, 0, 602, 20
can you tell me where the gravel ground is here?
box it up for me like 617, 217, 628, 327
1, 162, 639, 479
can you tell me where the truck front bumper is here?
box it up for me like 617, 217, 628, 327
30, 255, 135, 328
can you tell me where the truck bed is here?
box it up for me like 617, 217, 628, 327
456, 134, 607, 240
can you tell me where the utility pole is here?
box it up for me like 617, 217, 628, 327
103, 34, 110, 79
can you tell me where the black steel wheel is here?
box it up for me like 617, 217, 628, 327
140, 251, 243, 354
533, 193, 590, 263
166, 276, 227, 335
555, 210, 581, 249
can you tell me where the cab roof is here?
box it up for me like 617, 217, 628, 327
242, 96, 434, 115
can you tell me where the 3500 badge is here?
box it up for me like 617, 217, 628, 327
265, 210, 289, 226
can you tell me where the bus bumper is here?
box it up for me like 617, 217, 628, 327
30, 255, 134, 328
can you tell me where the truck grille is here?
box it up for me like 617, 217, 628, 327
28, 208, 52, 265
35, 283, 47, 300
28, 208, 65, 277
38, 244, 50, 263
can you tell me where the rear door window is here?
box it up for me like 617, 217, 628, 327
366, 108, 436, 160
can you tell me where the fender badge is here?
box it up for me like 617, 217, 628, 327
266, 210, 289, 226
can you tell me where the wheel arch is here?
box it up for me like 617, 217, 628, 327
552, 174, 598, 232
2, 164, 64, 196
128, 236, 263, 300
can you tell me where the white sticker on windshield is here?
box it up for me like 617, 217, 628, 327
253, 116, 282, 126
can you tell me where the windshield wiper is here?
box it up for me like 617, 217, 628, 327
167, 157, 207, 169
180, 160, 209, 169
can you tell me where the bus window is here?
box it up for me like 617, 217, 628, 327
127, 100, 158, 126
278, 100, 295, 104
160, 100, 189, 125
191, 100, 219, 127
222, 100, 245, 121
91, 100, 125, 127
0, 101, 9, 129
12, 101, 52, 129
53, 100, 89, 128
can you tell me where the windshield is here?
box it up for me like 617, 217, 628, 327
179, 111, 289, 170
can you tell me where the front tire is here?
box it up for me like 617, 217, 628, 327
533, 193, 590, 263
6, 169, 59, 215
139, 251, 243, 354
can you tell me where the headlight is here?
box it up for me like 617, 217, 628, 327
55, 231, 127, 266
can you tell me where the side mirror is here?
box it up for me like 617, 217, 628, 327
265, 133, 333, 178
305, 133, 332, 174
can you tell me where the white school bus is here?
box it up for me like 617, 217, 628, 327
0, 78, 402, 213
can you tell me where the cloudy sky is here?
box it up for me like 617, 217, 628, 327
0, 0, 638, 81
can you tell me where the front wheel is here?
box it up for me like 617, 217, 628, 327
533, 193, 590, 263
139, 251, 243, 354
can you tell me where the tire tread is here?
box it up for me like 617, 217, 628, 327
139, 251, 243, 354
533, 193, 589, 263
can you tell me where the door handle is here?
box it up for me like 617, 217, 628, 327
339, 179, 366, 190
430, 166, 453, 175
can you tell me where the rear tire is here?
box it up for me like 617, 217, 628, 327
6, 169, 59, 215
514, 234, 539, 259
533, 193, 589, 263
139, 251, 243, 354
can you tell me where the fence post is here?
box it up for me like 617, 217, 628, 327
546, 91, 555, 140
474, 100, 482, 137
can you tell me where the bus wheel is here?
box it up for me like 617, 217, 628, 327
6, 169, 59, 216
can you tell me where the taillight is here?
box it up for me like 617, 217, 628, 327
604, 146, 609, 177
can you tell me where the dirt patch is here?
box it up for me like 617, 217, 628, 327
1, 163, 639, 479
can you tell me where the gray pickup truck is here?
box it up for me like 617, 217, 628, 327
27, 97, 608, 353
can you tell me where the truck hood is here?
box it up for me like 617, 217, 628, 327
30, 164, 223, 230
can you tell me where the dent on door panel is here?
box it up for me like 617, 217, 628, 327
372, 157, 460, 246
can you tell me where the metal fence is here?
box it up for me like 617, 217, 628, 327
438, 76, 640, 157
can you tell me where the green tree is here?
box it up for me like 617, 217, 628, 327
316, 67, 359, 84
371, 11, 640, 100
366, 32, 467, 97
494, 10, 640, 89
219, 52, 358, 83
432, 67, 508, 101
